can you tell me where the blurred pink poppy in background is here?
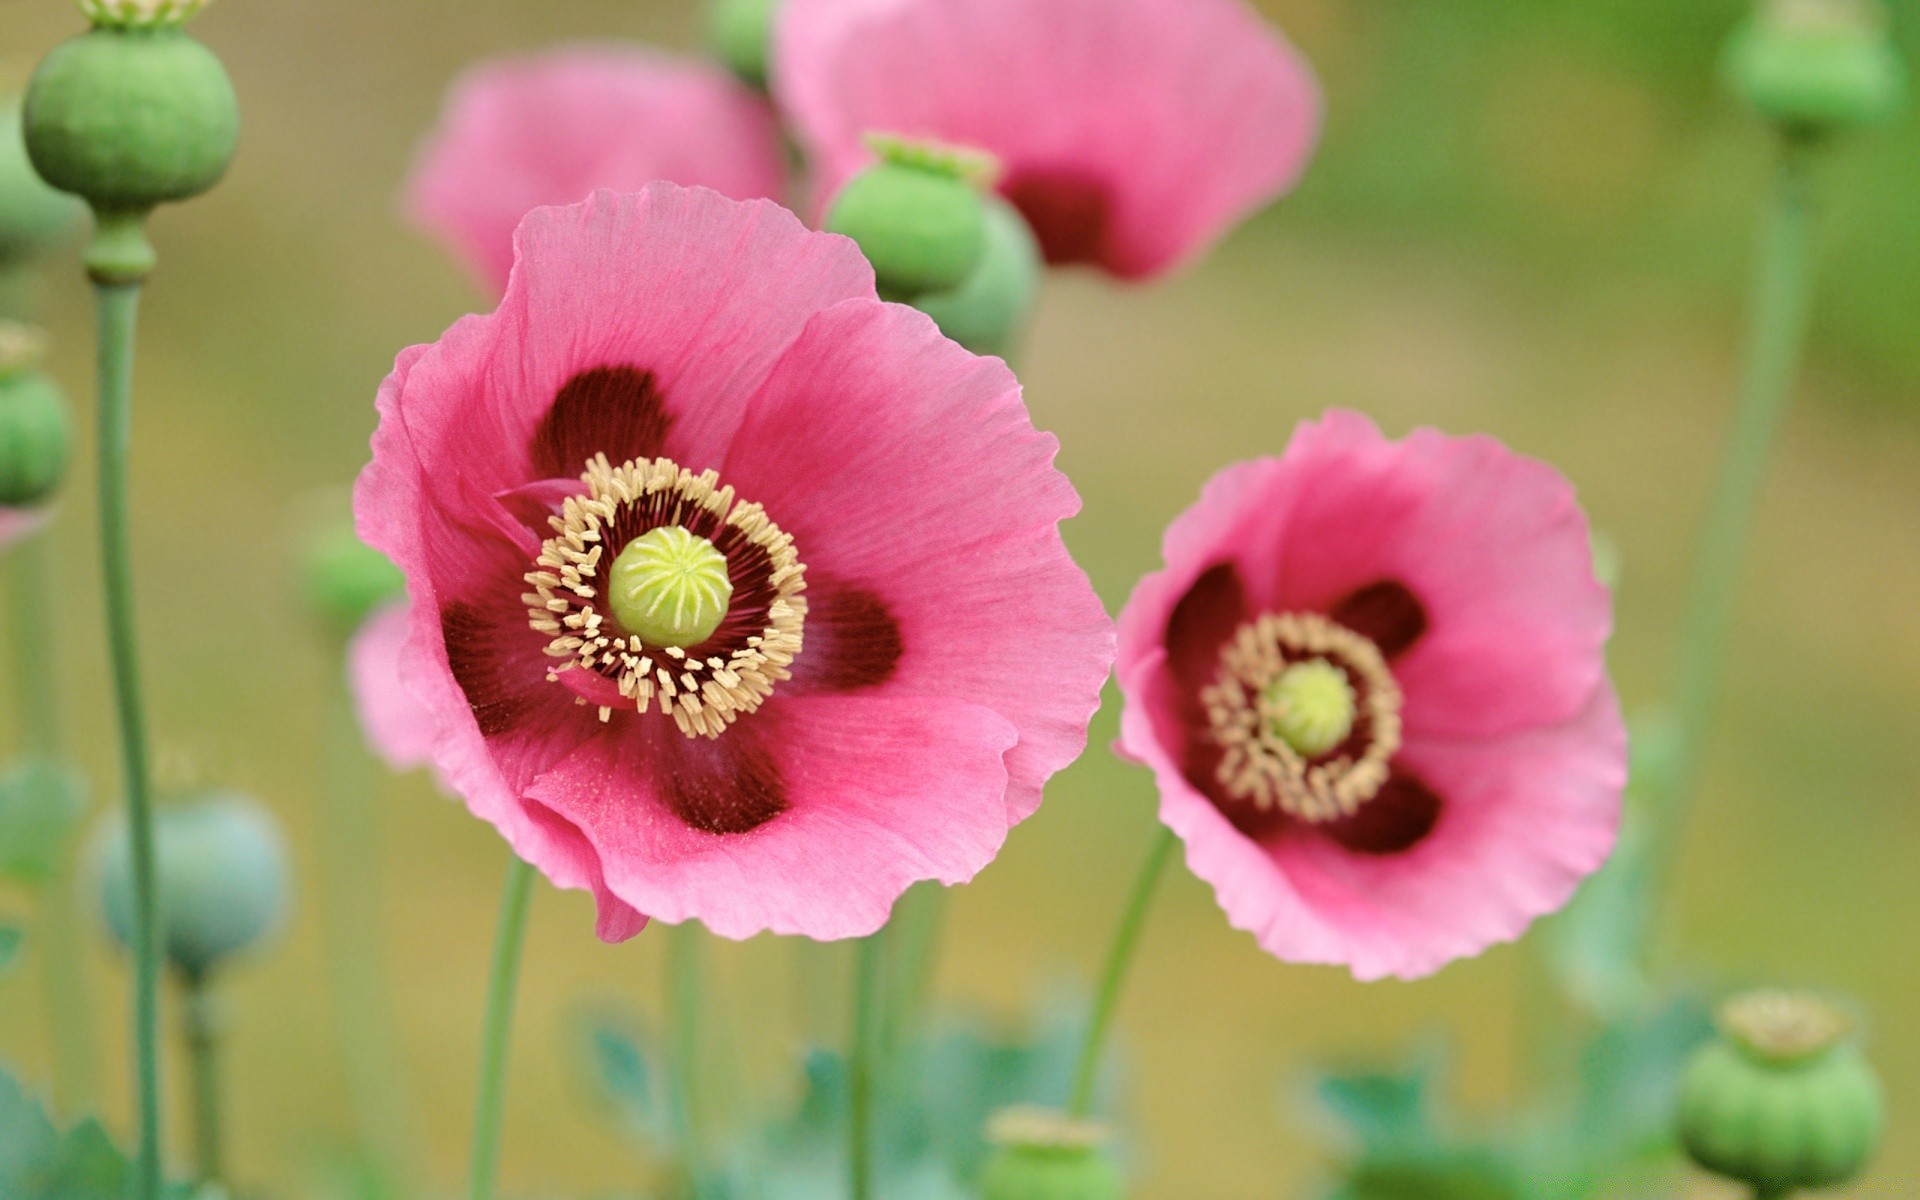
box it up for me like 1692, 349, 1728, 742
775, 0, 1321, 279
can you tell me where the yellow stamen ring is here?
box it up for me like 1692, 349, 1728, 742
524, 454, 806, 739
1202, 612, 1402, 823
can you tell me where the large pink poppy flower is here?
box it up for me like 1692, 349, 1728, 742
775, 0, 1320, 280
1115, 412, 1624, 981
356, 184, 1112, 942
405, 47, 787, 295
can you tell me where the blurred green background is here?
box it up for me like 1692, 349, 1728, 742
2, 0, 1917, 1196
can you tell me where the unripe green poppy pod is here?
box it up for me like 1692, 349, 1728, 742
978, 1107, 1125, 1200
827, 134, 997, 301
0, 98, 84, 268
1679, 991, 1884, 1193
708, 0, 782, 91
1724, 0, 1907, 135
94, 792, 291, 979
23, 22, 238, 217
0, 324, 71, 508
302, 513, 407, 634
913, 194, 1041, 360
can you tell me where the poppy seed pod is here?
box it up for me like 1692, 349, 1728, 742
1679, 991, 1884, 1193
302, 514, 406, 635
979, 1108, 1125, 1200
23, 23, 238, 261
0, 325, 70, 508
1724, 0, 1906, 136
0, 98, 83, 269
95, 793, 291, 979
912, 195, 1041, 359
826, 135, 995, 300
708, 0, 782, 90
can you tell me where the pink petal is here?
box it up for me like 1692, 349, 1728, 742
777, 0, 1320, 279
347, 600, 438, 770
0, 506, 50, 549
1130, 670, 1624, 981
721, 300, 1114, 822
406, 46, 788, 295
526, 693, 1020, 940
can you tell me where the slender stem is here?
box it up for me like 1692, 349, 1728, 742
181, 972, 223, 1186
1652, 142, 1820, 891
666, 921, 707, 1200
7, 535, 98, 1113
848, 929, 887, 1200
467, 855, 536, 1200
879, 883, 947, 1071
95, 277, 163, 1200
1068, 827, 1177, 1118
319, 640, 414, 1181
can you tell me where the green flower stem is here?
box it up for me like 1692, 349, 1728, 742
1068, 826, 1177, 1118
1653, 141, 1820, 893
180, 971, 223, 1186
879, 883, 947, 1071
319, 641, 414, 1183
6, 535, 97, 1113
666, 921, 709, 1200
468, 854, 536, 1200
94, 276, 164, 1200
849, 927, 888, 1200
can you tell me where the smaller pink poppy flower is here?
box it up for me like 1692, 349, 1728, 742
356, 184, 1113, 942
1115, 412, 1625, 981
775, 0, 1320, 280
0, 507, 49, 549
405, 46, 787, 295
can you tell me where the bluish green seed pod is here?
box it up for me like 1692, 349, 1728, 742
0, 327, 71, 508
1679, 991, 1884, 1193
912, 195, 1041, 359
95, 792, 291, 979
827, 135, 995, 300
1724, 0, 1906, 136
708, 0, 782, 91
979, 1108, 1124, 1200
23, 26, 239, 218
0, 97, 84, 269
302, 513, 406, 634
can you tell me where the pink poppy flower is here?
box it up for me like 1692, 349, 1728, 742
775, 0, 1320, 280
0, 507, 49, 550
1115, 412, 1624, 980
355, 184, 1112, 942
350, 601, 437, 772
404, 46, 787, 295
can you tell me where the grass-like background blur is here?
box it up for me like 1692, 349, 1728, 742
3, 0, 1918, 1196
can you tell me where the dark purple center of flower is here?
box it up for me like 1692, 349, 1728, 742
1001, 168, 1114, 268
1167, 562, 1441, 857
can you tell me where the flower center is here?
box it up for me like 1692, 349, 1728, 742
607, 525, 733, 648
1202, 611, 1402, 823
525, 454, 806, 738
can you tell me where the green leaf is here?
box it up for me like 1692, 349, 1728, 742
40, 1119, 131, 1200
0, 759, 88, 886
0, 924, 22, 975
573, 1008, 672, 1148
0, 1066, 58, 1194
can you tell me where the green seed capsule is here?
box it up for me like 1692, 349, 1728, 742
912, 195, 1041, 359
0, 328, 70, 508
827, 135, 996, 301
1724, 0, 1906, 136
24, 26, 239, 215
95, 792, 291, 978
708, 0, 782, 91
979, 1108, 1125, 1200
302, 514, 406, 634
0, 98, 84, 270
1678, 991, 1884, 1193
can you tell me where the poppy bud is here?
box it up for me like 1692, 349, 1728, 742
979, 1107, 1125, 1200
95, 792, 291, 979
912, 195, 1041, 359
1679, 990, 1884, 1193
1724, 0, 1906, 136
302, 511, 406, 635
826, 134, 995, 301
0, 324, 70, 508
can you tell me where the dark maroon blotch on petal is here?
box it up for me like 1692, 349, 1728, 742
532, 366, 673, 480
1321, 771, 1442, 856
443, 600, 545, 737
1002, 169, 1113, 268
659, 729, 789, 835
787, 583, 903, 693
1331, 580, 1427, 660
1165, 561, 1248, 695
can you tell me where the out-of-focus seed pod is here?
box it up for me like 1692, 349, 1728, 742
826, 134, 995, 301
1724, 0, 1906, 137
979, 1107, 1125, 1200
